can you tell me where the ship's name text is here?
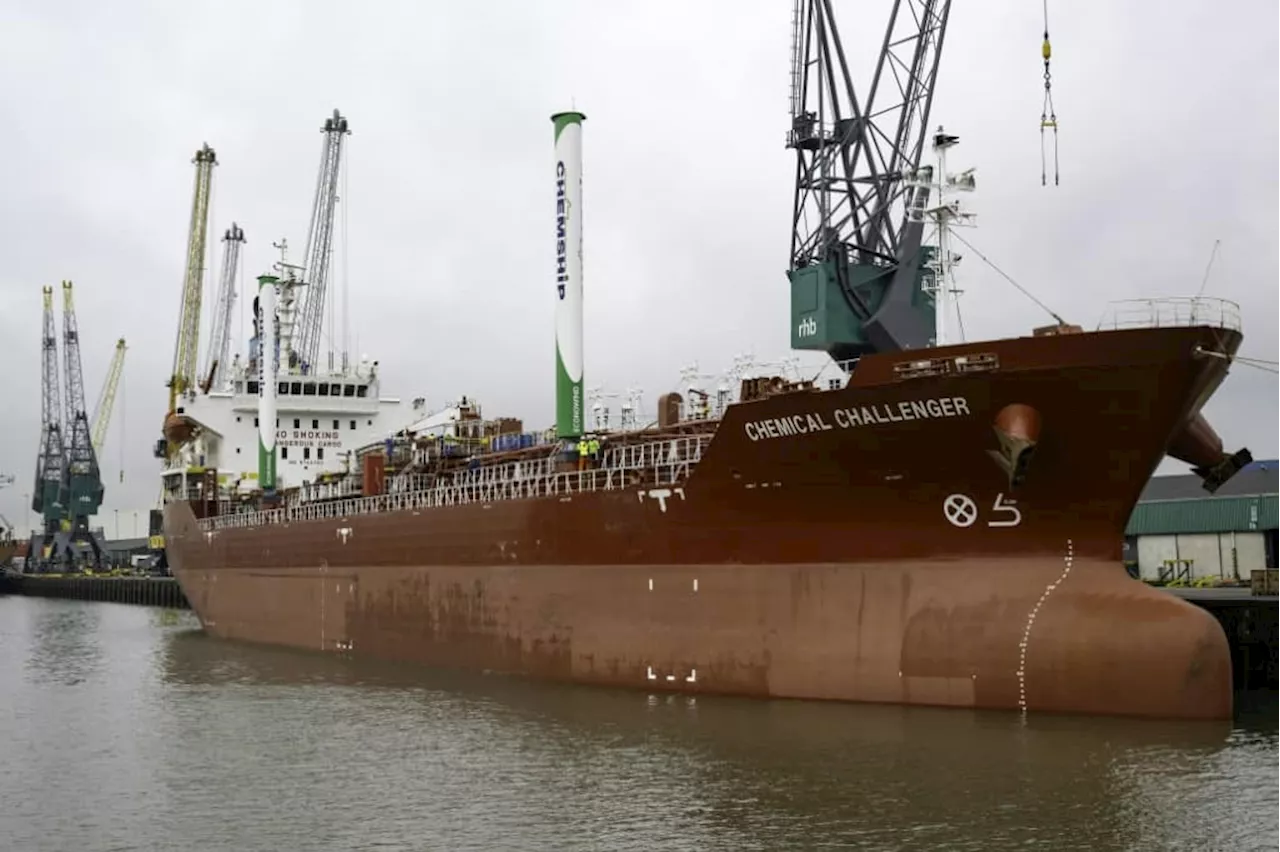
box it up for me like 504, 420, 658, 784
275, 429, 343, 449
743, 396, 972, 442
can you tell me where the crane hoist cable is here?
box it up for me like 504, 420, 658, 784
1040, 0, 1059, 186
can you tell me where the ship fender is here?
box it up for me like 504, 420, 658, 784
987, 403, 1042, 490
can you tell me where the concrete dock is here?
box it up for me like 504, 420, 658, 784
1164, 586, 1279, 605
0, 574, 189, 609
1164, 586, 1277, 691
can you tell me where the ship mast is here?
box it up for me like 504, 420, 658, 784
785, 0, 952, 363
906, 127, 975, 347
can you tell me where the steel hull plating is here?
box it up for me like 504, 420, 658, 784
165, 326, 1243, 720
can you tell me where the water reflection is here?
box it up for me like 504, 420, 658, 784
21, 600, 105, 687
2, 596, 1275, 852
154, 629, 1276, 852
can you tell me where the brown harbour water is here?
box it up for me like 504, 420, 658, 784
0, 595, 1275, 851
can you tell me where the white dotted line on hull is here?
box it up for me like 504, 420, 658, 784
1017, 538, 1074, 715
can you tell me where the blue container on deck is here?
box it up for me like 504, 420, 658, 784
520, 434, 534, 449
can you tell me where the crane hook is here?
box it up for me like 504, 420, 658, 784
1040, 2, 1059, 186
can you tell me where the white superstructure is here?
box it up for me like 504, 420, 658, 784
160, 354, 401, 503
159, 109, 405, 508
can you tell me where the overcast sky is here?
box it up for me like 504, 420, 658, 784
1, 0, 1276, 536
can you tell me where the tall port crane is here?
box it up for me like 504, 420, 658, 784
31, 285, 65, 534
283, 109, 350, 375
26, 284, 122, 570
201, 223, 246, 393
165, 144, 217, 429
91, 337, 128, 467
785, 0, 954, 363
0, 472, 14, 546
56, 281, 106, 566
785, 0, 1062, 363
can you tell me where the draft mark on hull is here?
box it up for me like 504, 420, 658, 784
1017, 538, 1075, 715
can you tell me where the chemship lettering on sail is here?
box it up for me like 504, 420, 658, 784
743, 395, 972, 442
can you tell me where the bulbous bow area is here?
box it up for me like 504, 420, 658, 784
1021, 568, 1233, 720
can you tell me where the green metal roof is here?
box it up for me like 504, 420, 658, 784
1126, 494, 1279, 536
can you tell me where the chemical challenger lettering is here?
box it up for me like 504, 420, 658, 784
555, 160, 567, 299
743, 396, 971, 442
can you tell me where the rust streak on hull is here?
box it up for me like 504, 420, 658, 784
164, 325, 1247, 721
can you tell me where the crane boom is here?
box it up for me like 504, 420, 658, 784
0, 473, 12, 540
786, 0, 951, 362
202, 223, 246, 392
167, 143, 217, 412
59, 281, 104, 521
291, 109, 350, 374
91, 338, 127, 455
0, 472, 11, 542
32, 285, 64, 521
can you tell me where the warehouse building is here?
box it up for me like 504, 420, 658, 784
1125, 459, 1278, 582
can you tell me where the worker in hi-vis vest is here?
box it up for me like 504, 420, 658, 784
587, 436, 600, 464
578, 437, 589, 471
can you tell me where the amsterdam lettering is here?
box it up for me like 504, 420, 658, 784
275, 429, 343, 449
743, 396, 972, 442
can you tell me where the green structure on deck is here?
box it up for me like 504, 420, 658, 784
789, 247, 938, 356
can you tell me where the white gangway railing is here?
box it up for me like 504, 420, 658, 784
199, 434, 713, 532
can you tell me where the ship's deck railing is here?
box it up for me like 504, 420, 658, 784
1095, 296, 1242, 333
197, 434, 713, 532
295, 476, 363, 504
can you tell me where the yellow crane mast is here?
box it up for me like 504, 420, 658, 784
91, 338, 127, 481
166, 143, 217, 418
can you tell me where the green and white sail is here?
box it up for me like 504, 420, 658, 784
257, 274, 279, 493
551, 110, 586, 439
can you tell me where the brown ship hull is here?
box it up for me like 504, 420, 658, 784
164, 325, 1246, 720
